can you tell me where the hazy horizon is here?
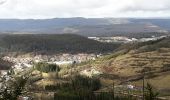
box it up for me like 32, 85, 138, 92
0, 17, 170, 20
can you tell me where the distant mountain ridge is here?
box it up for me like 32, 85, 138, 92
0, 18, 169, 37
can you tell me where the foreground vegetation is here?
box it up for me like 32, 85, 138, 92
0, 74, 160, 100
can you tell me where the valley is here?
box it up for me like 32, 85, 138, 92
1, 0, 170, 99
0, 34, 170, 100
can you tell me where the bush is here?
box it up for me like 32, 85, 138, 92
34, 62, 60, 73
145, 83, 159, 100
72, 75, 101, 91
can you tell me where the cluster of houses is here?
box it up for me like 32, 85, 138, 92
2, 53, 98, 74
80, 68, 102, 77
88, 36, 136, 43
88, 35, 168, 43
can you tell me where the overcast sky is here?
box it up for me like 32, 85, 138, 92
0, 0, 170, 19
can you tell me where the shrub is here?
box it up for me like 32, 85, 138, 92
72, 75, 101, 91
34, 62, 60, 73
145, 83, 159, 100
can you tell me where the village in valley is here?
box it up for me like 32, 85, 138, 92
1, 53, 99, 74
0, 35, 170, 99
1, 0, 170, 99
88, 35, 167, 43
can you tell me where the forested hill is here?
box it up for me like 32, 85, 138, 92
0, 34, 120, 54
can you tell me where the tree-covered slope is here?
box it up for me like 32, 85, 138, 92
0, 34, 120, 54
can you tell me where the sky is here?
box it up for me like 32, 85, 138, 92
0, 0, 170, 19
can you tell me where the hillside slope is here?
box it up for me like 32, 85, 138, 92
75, 36, 170, 95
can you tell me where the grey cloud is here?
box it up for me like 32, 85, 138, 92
0, 0, 7, 5
121, 6, 170, 12
0, 0, 170, 19
120, 0, 170, 12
